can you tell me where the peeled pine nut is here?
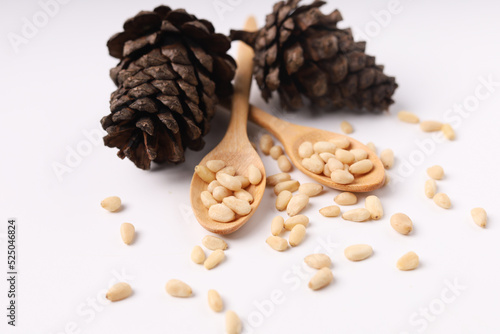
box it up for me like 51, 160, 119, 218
334, 192, 357, 205
260, 134, 274, 155
207, 180, 221, 193
204, 249, 225, 270
226, 310, 242, 334
271, 216, 284, 236
319, 205, 340, 217
223, 196, 252, 216
350, 149, 368, 162
471, 208, 487, 228
442, 124, 455, 140
427, 165, 444, 180
344, 244, 373, 261
390, 213, 413, 235
195, 165, 215, 183
208, 289, 223, 312
201, 191, 218, 208
275, 190, 293, 211
287, 194, 309, 216
302, 158, 324, 174
216, 173, 242, 191
234, 189, 253, 203
298, 141, 314, 158
380, 149, 394, 169
266, 173, 291, 186
202, 235, 228, 250
266, 236, 288, 251
277, 155, 293, 172
365, 195, 383, 220
340, 120, 353, 134
120, 223, 135, 245
424, 179, 437, 198
331, 170, 354, 184
327, 157, 344, 171
274, 180, 300, 195
342, 208, 371, 222
248, 164, 262, 185
289, 224, 306, 247
420, 120, 443, 132
298, 183, 323, 197
235, 176, 250, 189
217, 166, 236, 176
323, 164, 332, 177
366, 142, 376, 153
319, 152, 335, 163
191, 245, 206, 264
396, 251, 419, 271
212, 186, 232, 202
284, 215, 309, 230
304, 254, 332, 269
335, 149, 355, 164
329, 137, 350, 149
165, 279, 192, 297
308, 267, 333, 290
313, 141, 336, 154
349, 159, 373, 174
101, 196, 122, 212
397, 111, 420, 123
433, 193, 451, 209
206, 160, 225, 173
106, 282, 132, 302
270, 145, 283, 160
208, 204, 235, 222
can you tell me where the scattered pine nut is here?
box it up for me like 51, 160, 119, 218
266, 236, 288, 251
271, 216, 284, 236
120, 223, 135, 245
298, 183, 323, 197
259, 134, 274, 155
380, 149, 394, 169
427, 165, 444, 180
223, 196, 252, 216
331, 170, 354, 184
340, 121, 353, 134
266, 173, 291, 187
390, 213, 413, 235
397, 111, 420, 124
248, 164, 263, 185
396, 251, 419, 271
195, 165, 216, 183
319, 205, 341, 217
191, 245, 206, 264
208, 204, 235, 222
289, 224, 306, 247
270, 145, 283, 160
202, 235, 228, 251
286, 194, 309, 217
165, 279, 192, 297
344, 244, 373, 261
274, 180, 300, 195
101, 196, 122, 212
442, 124, 455, 140
284, 215, 309, 230
342, 208, 371, 222
208, 289, 223, 312
212, 186, 232, 202
334, 192, 357, 206
308, 267, 333, 290
204, 249, 225, 270
471, 208, 487, 228
420, 120, 443, 132
201, 191, 218, 208
206, 160, 226, 173
365, 195, 383, 220
424, 179, 437, 198
304, 254, 332, 269
277, 155, 293, 172
226, 310, 242, 334
275, 190, 293, 211
106, 282, 132, 302
433, 193, 451, 209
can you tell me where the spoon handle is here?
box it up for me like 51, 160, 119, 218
248, 104, 301, 141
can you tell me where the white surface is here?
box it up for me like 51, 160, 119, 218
1, 0, 500, 333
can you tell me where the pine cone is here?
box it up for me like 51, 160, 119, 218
230, 0, 397, 111
101, 6, 236, 170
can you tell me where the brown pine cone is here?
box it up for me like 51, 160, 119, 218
230, 0, 397, 111
101, 6, 236, 170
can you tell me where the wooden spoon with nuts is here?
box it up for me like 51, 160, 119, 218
190, 17, 265, 235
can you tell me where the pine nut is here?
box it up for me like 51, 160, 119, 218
266, 236, 288, 251
266, 173, 291, 186
334, 192, 357, 205
342, 208, 371, 222
195, 165, 216, 183
289, 224, 306, 247
284, 215, 309, 230
226, 310, 242, 334
380, 149, 394, 169
204, 249, 225, 270
340, 120, 353, 134
442, 124, 455, 140
223, 196, 252, 216
304, 254, 332, 269
207, 180, 221, 193
270, 145, 283, 160
287, 194, 309, 216
318, 152, 335, 163
271, 216, 284, 236
344, 244, 373, 261
212, 186, 232, 202
323, 164, 332, 177
390, 213, 413, 235
313, 141, 336, 154
365, 195, 383, 220
217, 166, 236, 176
335, 149, 355, 164
349, 159, 373, 174
275, 190, 293, 211
319, 205, 341, 217
106, 282, 132, 302
327, 157, 344, 171
235, 176, 250, 189
424, 179, 437, 198
331, 170, 354, 184
234, 189, 253, 203
427, 165, 444, 180
206, 160, 226, 172
101, 196, 122, 212
471, 207, 487, 228
191, 245, 206, 264
120, 223, 135, 245
165, 279, 192, 297
274, 180, 300, 195
277, 155, 293, 172
366, 142, 376, 153
350, 149, 368, 162
208, 204, 235, 222
248, 164, 262, 185
301, 158, 323, 174
202, 235, 228, 250
420, 120, 443, 132
397, 111, 420, 123
208, 289, 223, 312
396, 251, 419, 271
216, 173, 242, 191
298, 141, 314, 158
298, 183, 323, 197
384, 173, 390, 186
260, 134, 274, 155
329, 137, 350, 149
433, 193, 451, 209
201, 191, 218, 208
308, 267, 333, 290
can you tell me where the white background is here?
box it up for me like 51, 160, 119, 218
1, 0, 500, 333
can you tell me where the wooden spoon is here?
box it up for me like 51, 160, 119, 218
248, 105, 386, 192
189, 17, 265, 235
